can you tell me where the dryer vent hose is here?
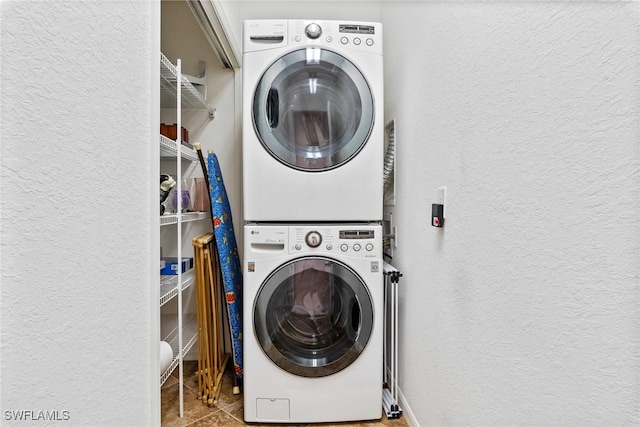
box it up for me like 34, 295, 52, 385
383, 120, 395, 191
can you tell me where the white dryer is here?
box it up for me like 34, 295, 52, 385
243, 20, 384, 222
243, 224, 383, 423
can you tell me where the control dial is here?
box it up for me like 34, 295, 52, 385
305, 23, 322, 39
305, 231, 322, 248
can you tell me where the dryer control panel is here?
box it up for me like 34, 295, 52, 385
244, 20, 383, 55
290, 20, 383, 54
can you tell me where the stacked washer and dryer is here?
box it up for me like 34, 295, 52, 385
242, 20, 385, 423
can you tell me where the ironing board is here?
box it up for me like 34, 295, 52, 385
207, 151, 243, 384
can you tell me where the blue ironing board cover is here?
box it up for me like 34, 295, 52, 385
207, 152, 243, 382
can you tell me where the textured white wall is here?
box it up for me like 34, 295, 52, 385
382, 1, 639, 425
1, 1, 157, 425
236, 1, 381, 30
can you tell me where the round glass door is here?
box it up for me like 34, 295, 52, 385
253, 257, 374, 377
252, 48, 374, 172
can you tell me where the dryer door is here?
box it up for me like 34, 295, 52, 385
253, 256, 374, 377
252, 48, 374, 172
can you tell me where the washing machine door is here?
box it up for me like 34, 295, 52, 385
253, 256, 374, 377
253, 48, 374, 172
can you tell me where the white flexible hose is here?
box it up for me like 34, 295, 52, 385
383, 120, 395, 191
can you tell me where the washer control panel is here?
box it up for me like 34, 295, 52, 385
289, 225, 381, 258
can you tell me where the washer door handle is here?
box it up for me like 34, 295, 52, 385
267, 88, 279, 129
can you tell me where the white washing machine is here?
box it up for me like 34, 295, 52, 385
243, 20, 384, 222
243, 223, 383, 423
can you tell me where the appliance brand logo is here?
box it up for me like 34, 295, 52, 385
370, 261, 379, 272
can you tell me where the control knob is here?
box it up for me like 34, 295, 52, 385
305, 231, 322, 248
305, 23, 322, 39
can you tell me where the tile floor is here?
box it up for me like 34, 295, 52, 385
162, 362, 409, 427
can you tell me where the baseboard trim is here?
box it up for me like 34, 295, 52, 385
397, 385, 419, 427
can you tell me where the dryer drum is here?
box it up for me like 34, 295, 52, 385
252, 48, 374, 172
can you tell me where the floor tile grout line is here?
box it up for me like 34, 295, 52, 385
181, 408, 225, 427
221, 407, 246, 425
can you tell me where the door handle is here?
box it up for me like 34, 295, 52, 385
267, 88, 279, 129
